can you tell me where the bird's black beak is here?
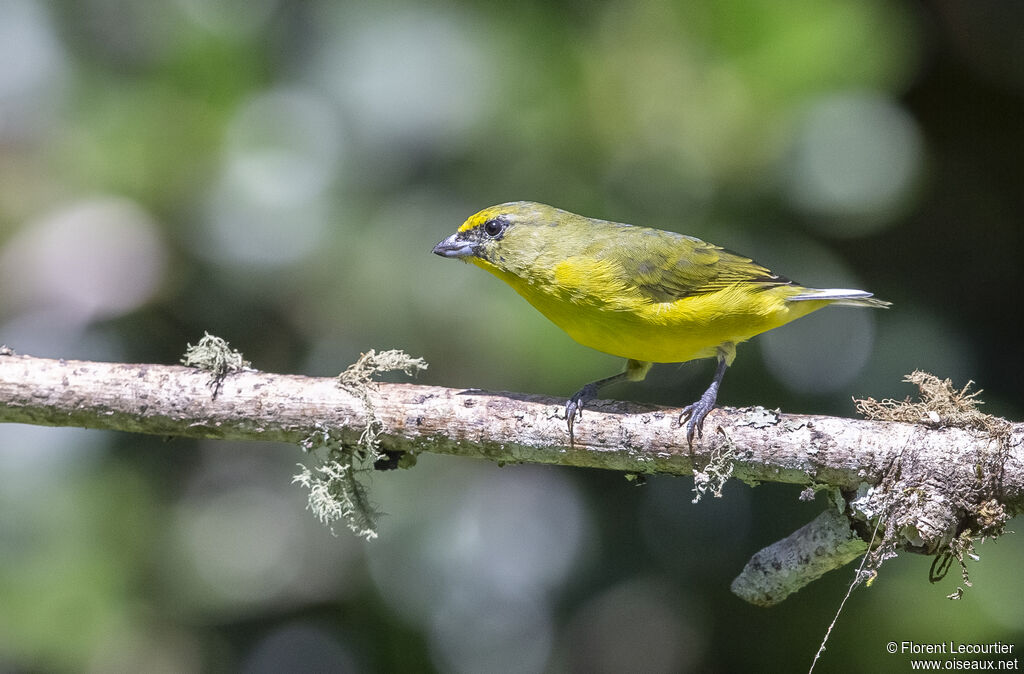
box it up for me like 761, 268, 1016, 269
432, 233, 476, 259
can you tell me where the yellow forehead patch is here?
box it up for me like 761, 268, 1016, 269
458, 206, 505, 233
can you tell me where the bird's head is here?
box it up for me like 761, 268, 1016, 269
432, 201, 577, 279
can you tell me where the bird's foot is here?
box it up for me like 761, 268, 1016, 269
565, 382, 599, 446
679, 390, 718, 448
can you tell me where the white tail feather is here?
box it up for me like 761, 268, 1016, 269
787, 288, 891, 308
788, 288, 871, 301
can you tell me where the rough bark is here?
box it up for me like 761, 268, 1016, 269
731, 508, 869, 606
1, 351, 1021, 604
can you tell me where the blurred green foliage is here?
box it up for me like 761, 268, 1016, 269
1, 0, 1022, 671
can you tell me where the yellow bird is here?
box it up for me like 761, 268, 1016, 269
433, 202, 889, 445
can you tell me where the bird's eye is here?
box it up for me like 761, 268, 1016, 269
483, 219, 505, 238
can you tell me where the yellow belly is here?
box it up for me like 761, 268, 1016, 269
489, 266, 826, 363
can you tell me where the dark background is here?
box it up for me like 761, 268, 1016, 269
1, 1, 1021, 671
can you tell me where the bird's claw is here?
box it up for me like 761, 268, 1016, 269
679, 395, 715, 448
565, 398, 582, 445
565, 383, 598, 446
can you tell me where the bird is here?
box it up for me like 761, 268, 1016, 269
432, 201, 889, 446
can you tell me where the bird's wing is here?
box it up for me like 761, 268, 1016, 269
593, 228, 793, 303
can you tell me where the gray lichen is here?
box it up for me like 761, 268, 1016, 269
293, 350, 428, 540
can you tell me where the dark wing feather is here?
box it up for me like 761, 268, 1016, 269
590, 226, 793, 303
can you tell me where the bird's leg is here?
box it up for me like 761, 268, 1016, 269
566, 359, 651, 445
680, 344, 734, 447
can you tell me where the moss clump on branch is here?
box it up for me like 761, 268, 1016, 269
854, 370, 1013, 599
855, 370, 1011, 441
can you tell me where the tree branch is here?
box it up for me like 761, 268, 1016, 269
2, 350, 1021, 604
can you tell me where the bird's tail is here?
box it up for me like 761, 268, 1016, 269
787, 288, 891, 308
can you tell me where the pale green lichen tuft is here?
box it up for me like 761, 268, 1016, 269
295, 422, 382, 540
294, 350, 428, 540
293, 457, 380, 541
692, 428, 736, 503
338, 348, 428, 391
181, 332, 251, 394
338, 349, 427, 455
